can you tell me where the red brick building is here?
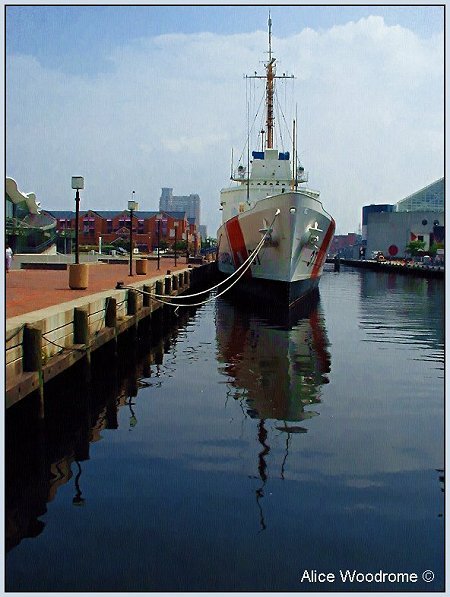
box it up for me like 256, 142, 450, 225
329, 233, 360, 256
46, 209, 194, 253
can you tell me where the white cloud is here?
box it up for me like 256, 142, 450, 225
6, 16, 443, 235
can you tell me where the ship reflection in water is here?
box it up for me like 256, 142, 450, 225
215, 289, 331, 423
215, 290, 331, 530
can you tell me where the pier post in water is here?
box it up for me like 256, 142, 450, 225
105, 296, 118, 355
143, 284, 151, 308
164, 274, 172, 295
74, 306, 91, 374
23, 323, 45, 419
127, 289, 138, 316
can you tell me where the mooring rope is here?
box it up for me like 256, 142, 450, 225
122, 208, 281, 310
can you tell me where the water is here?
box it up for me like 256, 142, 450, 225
5, 267, 444, 592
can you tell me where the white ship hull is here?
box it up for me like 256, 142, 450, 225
217, 191, 335, 307
216, 18, 335, 308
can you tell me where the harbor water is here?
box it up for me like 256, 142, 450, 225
5, 266, 444, 592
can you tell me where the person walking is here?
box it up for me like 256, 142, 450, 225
5, 244, 13, 273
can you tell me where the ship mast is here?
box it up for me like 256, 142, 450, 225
245, 16, 294, 152
266, 14, 275, 149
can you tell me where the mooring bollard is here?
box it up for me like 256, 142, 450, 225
172, 274, 179, 291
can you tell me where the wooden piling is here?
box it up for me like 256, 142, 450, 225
74, 306, 91, 375
127, 289, 138, 315
143, 284, 151, 308
23, 324, 43, 373
105, 297, 117, 328
74, 307, 89, 345
164, 275, 172, 295
23, 324, 44, 418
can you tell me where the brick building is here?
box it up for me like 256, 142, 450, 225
46, 209, 196, 253
329, 233, 361, 257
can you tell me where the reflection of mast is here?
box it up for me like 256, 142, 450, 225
255, 419, 270, 532
280, 431, 292, 481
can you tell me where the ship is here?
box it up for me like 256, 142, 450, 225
216, 17, 335, 308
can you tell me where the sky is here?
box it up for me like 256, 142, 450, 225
6, 4, 444, 236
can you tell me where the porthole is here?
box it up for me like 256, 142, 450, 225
422, 219, 428, 225
434, 219, 440, 226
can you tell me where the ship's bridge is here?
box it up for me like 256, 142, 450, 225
249, 149, 292, 183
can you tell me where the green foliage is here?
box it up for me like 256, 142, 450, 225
428, 242, 444, 257
405, 240, 426, 256
173, 240, 187, 251
201, 237, 217, 249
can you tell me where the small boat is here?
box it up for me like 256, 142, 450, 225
216, 16, 335, 308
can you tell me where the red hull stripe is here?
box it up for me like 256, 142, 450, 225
311, 219, 336, 279
226, 216, 250, 273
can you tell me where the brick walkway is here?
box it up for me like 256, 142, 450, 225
6, 258, 190, 319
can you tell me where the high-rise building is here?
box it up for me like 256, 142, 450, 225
159, 188, 200, 224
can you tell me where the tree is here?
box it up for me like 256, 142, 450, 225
428, 242, 444, 258
405, 240, 426, 257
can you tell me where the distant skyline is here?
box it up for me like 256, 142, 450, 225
6, 4, 444, 235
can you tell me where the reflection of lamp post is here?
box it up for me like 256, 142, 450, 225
156, 213, 162, 270
72, 460, 85, 506
128, 191, 138, 277
127, 396, 137, 428
174, 221, 179, 266
71, 176, 84, 264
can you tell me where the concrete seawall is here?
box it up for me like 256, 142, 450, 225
327, 258, 444, 279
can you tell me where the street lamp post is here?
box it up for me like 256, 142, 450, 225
174, 221, 179, 267
71, 176, 84, 264
156, 213, 162, 270
128, 191, 138, 277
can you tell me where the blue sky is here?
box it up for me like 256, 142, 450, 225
7, 5, 444, 76
6, 5, 444, 235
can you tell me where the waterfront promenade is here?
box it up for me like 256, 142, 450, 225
6, 258, 190, 319
6, 257, 215, 409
